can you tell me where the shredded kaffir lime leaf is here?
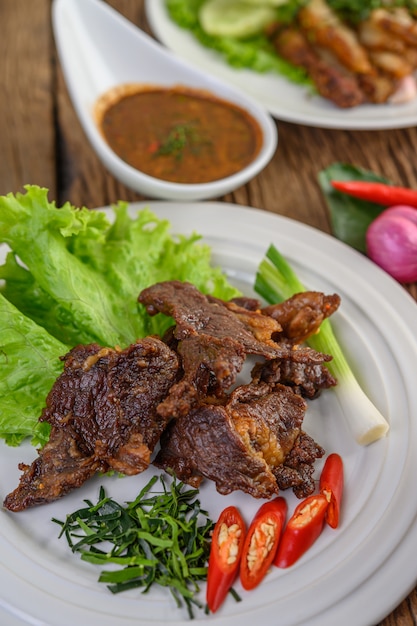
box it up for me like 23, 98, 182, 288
52, 475, 214, 619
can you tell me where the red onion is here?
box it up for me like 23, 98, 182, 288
366, 205, 417, 283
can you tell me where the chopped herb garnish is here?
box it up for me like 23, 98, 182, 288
52, 474, 214, 619
155, 122, 210, 160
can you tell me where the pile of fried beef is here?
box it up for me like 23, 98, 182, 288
4, 280, 341, 512
268, 0, 417, 108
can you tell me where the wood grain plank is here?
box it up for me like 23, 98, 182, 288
0, 0, 56, 196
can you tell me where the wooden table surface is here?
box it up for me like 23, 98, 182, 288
1, 1, 417, 624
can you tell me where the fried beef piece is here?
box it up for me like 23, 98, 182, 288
139, 281, 283, 354
228, 296, 261, 311
139, 281, 290, 418
5, 282, 334, 511
252, 349, 337, 399
257, 292, 339, 397
154, 382, 321, 499
262, 291, 341, 344
274, 431, 325, 498
3, 338, 179, 511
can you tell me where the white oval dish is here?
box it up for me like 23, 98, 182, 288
52, 0, 277, 201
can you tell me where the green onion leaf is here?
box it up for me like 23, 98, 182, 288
255, 244, 389, 445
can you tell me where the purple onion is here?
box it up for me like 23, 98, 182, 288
366, 205, 417, 283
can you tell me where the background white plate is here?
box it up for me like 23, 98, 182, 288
146, 0, 417, 130
1, 202, 417, 626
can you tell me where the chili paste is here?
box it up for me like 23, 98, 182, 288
95, 84, 263, 184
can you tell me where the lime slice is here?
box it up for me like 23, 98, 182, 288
199, 0, 277, 38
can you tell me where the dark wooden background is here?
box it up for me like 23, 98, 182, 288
1, 1, 417, 623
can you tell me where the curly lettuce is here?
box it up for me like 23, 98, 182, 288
0, 293, 67, 446
0, 185, 240, 446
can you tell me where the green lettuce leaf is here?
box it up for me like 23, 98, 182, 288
0, 293, 68, 446
0, 186, 239, 345
0, 185, 240, 446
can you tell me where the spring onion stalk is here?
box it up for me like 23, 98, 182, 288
255, 244, 389, 446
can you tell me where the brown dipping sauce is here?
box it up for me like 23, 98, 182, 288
95, 84, 263, 184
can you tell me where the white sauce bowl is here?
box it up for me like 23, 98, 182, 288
52, 0, 278, 201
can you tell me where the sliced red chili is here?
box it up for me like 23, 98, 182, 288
206, 505, 246, 613
240, 497, 287, 591
331, 180, 417, 208
320, 453, 344, 529
274, 494, 328, 569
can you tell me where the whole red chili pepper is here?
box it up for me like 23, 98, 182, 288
240, 497, 287, 591
331, 180, 417, 208
206, 506, 246, 613
319, 453, 344, 529
274, 494, 328, 568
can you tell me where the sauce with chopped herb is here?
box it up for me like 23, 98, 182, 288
95, 84, 263, 184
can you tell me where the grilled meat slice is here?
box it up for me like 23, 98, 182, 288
369, 8, 417, 47
251, 350, 336, 399
139, 281, 291, 418
357, 18, 408, 54
139, 281, 283, 356
357, 71, 398, 104
272, 26, 365, 108
274, 431, 325, 498
5, 282, 335, 511
297, 0, 373, 74
368, 49, 413, 79
257, 292, 338, 397
3, 338, 179, 511
228, 295, 261, 311
154, 382, 320, 499
262, 291, 341, 344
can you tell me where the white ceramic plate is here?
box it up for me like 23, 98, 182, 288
146, 0, 417, 130
1, 202, 417, 626
52, 0, 277, 201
